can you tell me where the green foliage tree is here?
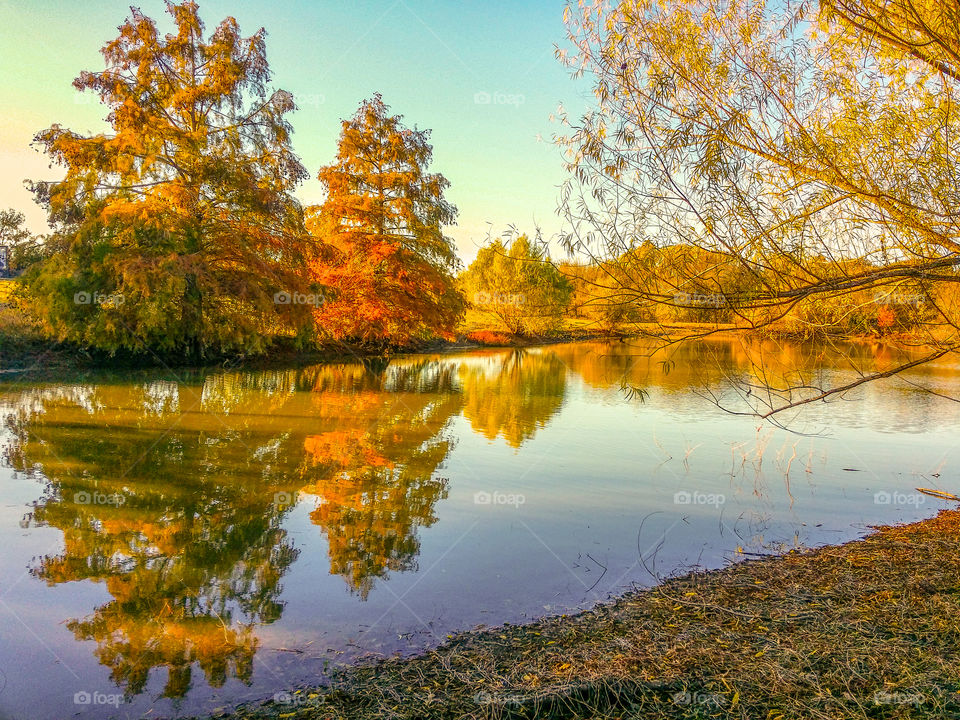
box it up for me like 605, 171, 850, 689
461, 232, 572, 336
24, 1, 314, 359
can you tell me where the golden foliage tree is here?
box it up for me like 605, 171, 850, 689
25, 1, 314, 358
460, 231, 573, 336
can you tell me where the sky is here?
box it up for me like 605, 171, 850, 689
0, 0, 592, 264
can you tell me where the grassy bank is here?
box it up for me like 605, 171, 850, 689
0, 298, 934, 377
0, 313, 621, 375
214, 510, 960, 720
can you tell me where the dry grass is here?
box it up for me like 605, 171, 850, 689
216, 510, 960, 720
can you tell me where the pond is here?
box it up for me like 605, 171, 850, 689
0, 339, 956, 719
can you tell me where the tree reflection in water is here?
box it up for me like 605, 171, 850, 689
3, 350, 570, 697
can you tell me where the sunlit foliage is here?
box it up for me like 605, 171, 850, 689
308, 95, 464, 346
460, 232, 572, 336
23, 1, 315, 358
557, 0, 960, 411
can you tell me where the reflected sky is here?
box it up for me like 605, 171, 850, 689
0, 338, 958, 719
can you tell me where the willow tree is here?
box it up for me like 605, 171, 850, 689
308, 95, 464, 346
25, 1, 314, 358
557, 0, 960, 416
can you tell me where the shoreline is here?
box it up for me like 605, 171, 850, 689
0, 327, 625, 379
208, 509, 960, 719
0, 324, 925, 381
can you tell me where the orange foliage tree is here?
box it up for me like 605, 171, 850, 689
308, 95, 464, 346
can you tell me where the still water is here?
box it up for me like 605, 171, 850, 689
0, 339, 957, 719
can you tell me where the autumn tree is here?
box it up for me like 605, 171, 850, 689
24, 1, 315, 358
461, 231, 572, 336
308, 95, 464, 346
557, 0, 960, 416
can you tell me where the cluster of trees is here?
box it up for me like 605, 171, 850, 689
6, 0, 960, 410
8, 1, 472, 360
459, 230, 572, 336
4, 1, 586, 360
558, 242, 942, 337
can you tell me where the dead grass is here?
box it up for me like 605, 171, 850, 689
216, 510, 960, 720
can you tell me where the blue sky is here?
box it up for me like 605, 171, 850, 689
0, 0, 591, 263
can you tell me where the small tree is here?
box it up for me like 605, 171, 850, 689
25, 1, 314, 358
308, 95, 463, 346
461, 232, 572, 336
0, 209, 46, 276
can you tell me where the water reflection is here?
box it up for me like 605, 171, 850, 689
460, 349, 567, 447
8, 384, 303, 698
299, 362, 463, 598
2, 338, 957, 706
